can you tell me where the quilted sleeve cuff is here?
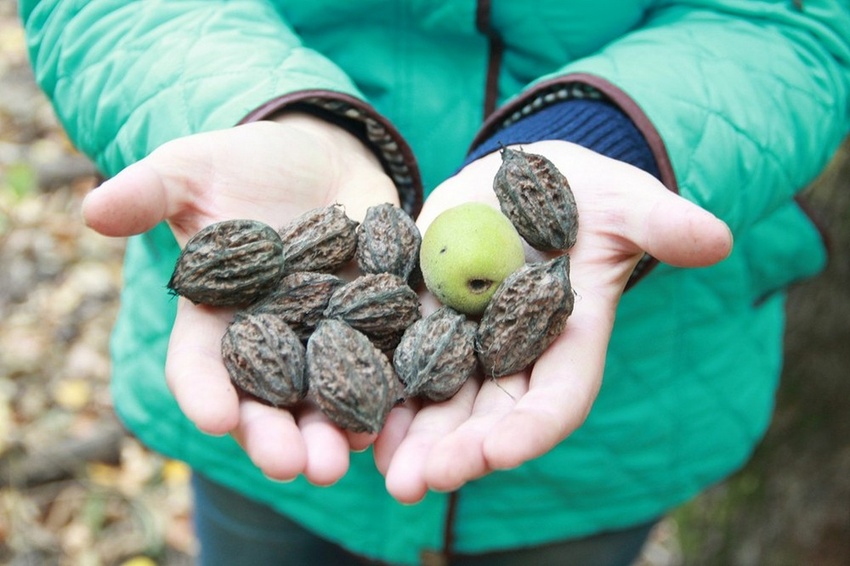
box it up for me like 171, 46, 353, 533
240, 91, 424, 216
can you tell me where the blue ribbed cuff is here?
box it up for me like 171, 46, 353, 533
465, 98, 660, 179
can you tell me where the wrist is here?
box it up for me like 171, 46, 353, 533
239, 92, 423, 215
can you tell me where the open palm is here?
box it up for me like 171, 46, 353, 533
83, 115, 401, 485
374, 141, 733, 503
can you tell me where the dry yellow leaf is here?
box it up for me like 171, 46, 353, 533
87, 462, 121, 488
162, 459, 191, 486
53, 378, 92, 411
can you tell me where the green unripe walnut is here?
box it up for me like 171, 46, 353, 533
420, 202, 525, 315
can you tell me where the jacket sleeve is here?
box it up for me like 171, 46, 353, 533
19, 0, 420, 208
475, 1, 850, 234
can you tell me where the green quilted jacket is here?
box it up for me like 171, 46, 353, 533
22, 0, 850, 563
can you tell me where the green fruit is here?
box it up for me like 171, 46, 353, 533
420, 202, 525, 315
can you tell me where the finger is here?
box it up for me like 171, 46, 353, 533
298, 406, 352, 486
231, 399, 307, 481
623, 184, 733, 268
373, 400, 419, 476
383, 379, 481, 503
82, 158, 190, 238
422, 373, 528, 492
347, 430, 379, 453
481, 293, 612, 470
165, 300, 241, 436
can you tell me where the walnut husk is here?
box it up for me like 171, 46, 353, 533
306, 320, 401, 433
221, 313, 307, 407
475, 255, 574, 377
493, 147, 579, 251
323, 273, 421, 350
168, 219, 285, 307
279, 204, 359, 274
248, 271, 343, 341
394, 307, 478, 401
356, 203, 422, 282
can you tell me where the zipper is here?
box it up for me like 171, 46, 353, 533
476, 0, 503, 120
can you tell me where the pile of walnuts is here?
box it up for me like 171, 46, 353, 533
168, 149, 578, 433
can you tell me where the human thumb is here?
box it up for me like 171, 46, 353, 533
628, 190, 733, 268
82, 159, 180, 238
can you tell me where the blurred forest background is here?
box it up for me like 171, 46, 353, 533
1, 1, 848, 564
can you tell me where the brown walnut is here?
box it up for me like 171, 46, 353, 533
356, 203, 422, 282
393, 306, 479, 401
306, 320, 401, 433
475, 256, 574, 377
323, 273, 421, 351
221, 313, 308, 407
279, 204, 359, 274
248, 271, 343, 342
168, 219, 285, 307
493, 147, 579, 251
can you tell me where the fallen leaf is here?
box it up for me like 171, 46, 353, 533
162, 459, 191, 487
53, 378, 92, 411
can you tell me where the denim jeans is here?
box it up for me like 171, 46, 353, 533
191, 473, 656, 566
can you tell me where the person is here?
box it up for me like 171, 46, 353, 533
19, 1, 850, 564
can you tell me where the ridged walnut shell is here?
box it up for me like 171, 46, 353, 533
493, 147, 579, 251
393, 307, 478, 401
168, 219, 285, 307
248, 271, 343, 341
356, 203, 422, 282
323, 273, 421, 350
279, 204, 359, 274
221, 313, 307, 407
475, 256, 574, 377
306, 320, 401, 433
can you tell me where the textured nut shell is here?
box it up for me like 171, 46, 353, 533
324, 273, 421, 350
393, 307, 478, 401
168, 219, 284, 307
476, 256, 574, 377
307, 320, 401, 433
356, 203, 422, 281
221, 313, 307, 407
493, 147, 579, 251
248, 272, 343, 341
279, 204, 359, 274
